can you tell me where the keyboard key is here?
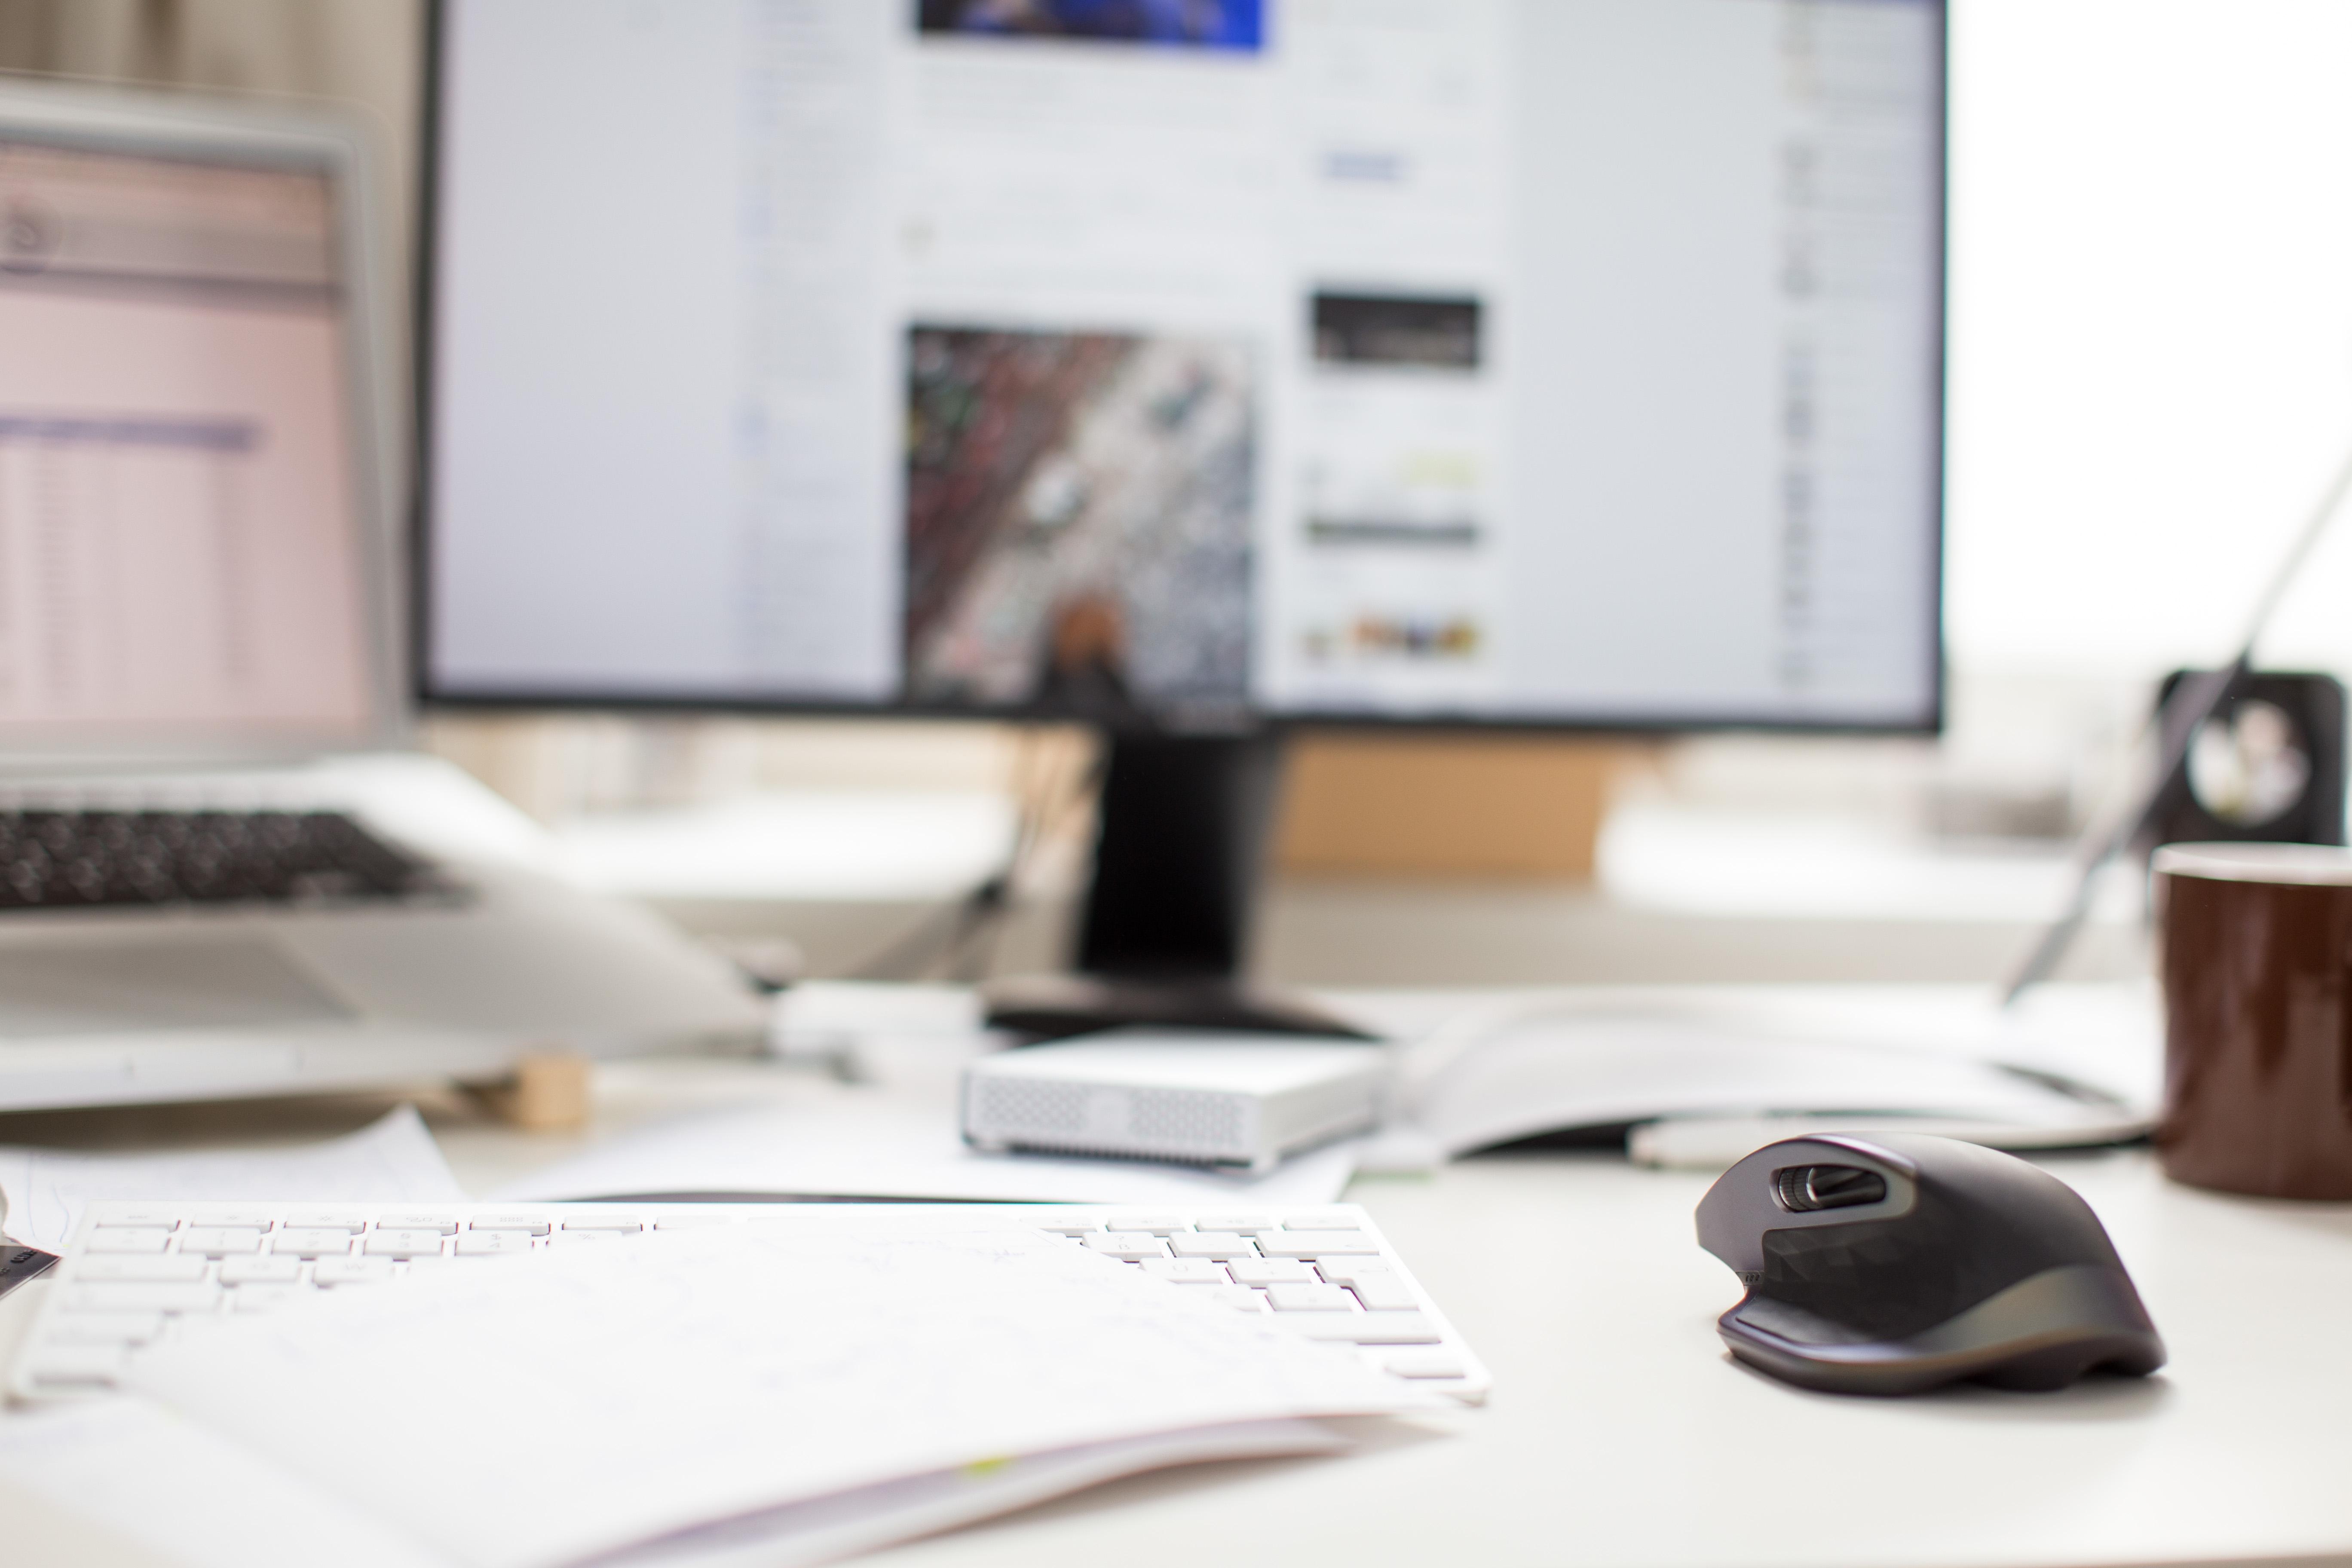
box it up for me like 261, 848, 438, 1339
24, 1346, 126, 1387
362, 1230, 447, 1258
1104, 1214, 1188, 1235
1203, 1286, 1268, 1313
1036, 1222, 1102, 1237
1227, 1259, 1319, 1287
548, 1231, 620, 1245
86, 1229, 172, 1255
1081, 1232, 1167, 1262
1347, 1276, 1421, 1312
220, 1257, 305, 1284
456, 1231, 535, 1257
1166, 1232, 1257, 1260
271, 1229, 355, 1257
177, 1228, 264, 1256
370, 1214, 458, 1234
314, 1258, 396, 1286
181, 1208, 280, 1229
74, 1256, 209, 1283
558, 1216, 644, 1232
1383, 1352, 1469, 1380
281, 1213, 371, 1233
466, 1214, 552, 1234
1311, 1259, 1396, 1287
1282, 1311, 1441, 1345
90, 1209, 182, 1229
1137, 1259, 1228, 1284
62, 1282, 220, 1314
46, 1312, 164, 1345
1258, 1230, 1380, 1259
1190, 1214, 1278, 1234
1265, 1284, 1357, 1312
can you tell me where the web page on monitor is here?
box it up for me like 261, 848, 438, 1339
428, 0, 1940, 729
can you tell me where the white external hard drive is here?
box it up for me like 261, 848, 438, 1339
961, 1032, 1389, 1171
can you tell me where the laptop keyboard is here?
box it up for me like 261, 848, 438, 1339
0, 810, 434, 910
6, 1201, 1491, 1405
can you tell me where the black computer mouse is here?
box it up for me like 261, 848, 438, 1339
1694, 1132, 2166, 1395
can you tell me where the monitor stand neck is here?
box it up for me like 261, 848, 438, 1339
982, 731, 1372, 1042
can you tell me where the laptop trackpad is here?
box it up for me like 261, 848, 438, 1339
0, 940, 352, 1037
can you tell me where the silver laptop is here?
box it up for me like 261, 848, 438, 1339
0, 79, 766, 1112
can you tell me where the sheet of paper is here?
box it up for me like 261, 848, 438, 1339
612, 1418, 1352, 1568
0, 1396, 450, 1568
0, 1396, 1346, 1568
0, 1106, 463, 1251
126, 1225, 1430, 1568
490, 1096, 1359, 1207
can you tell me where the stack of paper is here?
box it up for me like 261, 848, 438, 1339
15, 1222, 1438, 1567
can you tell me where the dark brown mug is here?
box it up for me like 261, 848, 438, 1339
2156, 842, 2352, 1198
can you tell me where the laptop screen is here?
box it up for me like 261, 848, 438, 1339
0, 132, 377, 749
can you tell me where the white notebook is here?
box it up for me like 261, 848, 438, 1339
117, 1222, 1437, 1568
0, 1396, 1353, 1568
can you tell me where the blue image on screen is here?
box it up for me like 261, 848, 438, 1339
917, 0, 1266, 51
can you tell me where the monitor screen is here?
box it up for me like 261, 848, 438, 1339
0, 129, 379, 747
423, 0, 1943, 730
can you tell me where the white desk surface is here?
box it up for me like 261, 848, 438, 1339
3, 1057, 2350, 1568
876, 1147, 2352, 1568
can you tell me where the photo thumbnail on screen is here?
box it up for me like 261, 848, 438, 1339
903, 325, 1256, 717
916, 0, 1264, 51
1312, 292, 1482, 371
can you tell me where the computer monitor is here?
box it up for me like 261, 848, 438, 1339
418, 0, 1946, 1025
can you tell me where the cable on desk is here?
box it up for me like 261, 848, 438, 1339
844, 729, 1105, 984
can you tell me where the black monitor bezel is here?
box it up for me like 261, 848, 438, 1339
409, 0, 1947, 741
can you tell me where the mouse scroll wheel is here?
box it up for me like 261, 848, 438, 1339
1773, 1164, 1888, 1213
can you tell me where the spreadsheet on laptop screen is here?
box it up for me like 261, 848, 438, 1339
0, 135, 377, 746
426, 0, 1943, 730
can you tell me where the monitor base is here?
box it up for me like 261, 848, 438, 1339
982, 973, 1377, 1044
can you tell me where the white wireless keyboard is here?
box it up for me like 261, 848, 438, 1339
6, 1200, 1490, 1404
